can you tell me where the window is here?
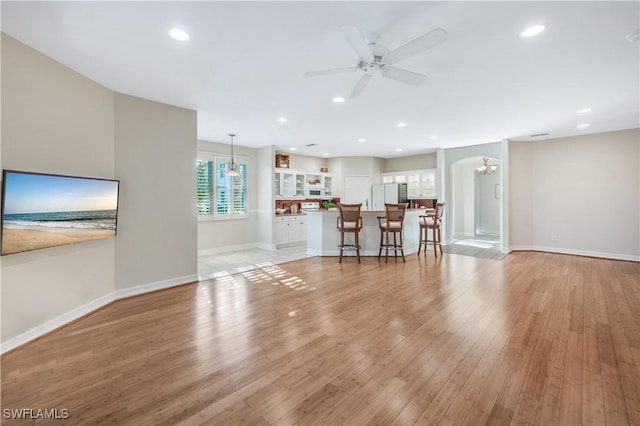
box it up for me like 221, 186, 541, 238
197, 156, 248, 218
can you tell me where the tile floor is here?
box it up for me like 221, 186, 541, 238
443, 235, 505, 260
198, 244, 314, 281
198, 235, 505, 280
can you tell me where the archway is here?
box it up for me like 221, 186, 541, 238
449, 155, 501, 253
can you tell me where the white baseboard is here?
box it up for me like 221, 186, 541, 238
254, 242, 276, 251
509, 245, 640, 262
114, 274, 198, 299
1, 274, 198, 355
198, 242, 261, 256
1, 292, 116, 354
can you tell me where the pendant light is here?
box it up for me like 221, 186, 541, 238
226, 133, 240, 177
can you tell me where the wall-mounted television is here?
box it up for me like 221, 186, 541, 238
1, 170, 119, 256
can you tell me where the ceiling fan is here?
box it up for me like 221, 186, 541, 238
304, 25, 447, 98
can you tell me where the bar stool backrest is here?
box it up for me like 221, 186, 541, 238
434, 202, 445, 225
339, 203, 362, 227
384, 203, 407, 225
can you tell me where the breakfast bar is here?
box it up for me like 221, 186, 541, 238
303, 209, 424, 257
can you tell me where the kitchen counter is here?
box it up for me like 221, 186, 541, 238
303, 208, 427, 257
275, 212, 306, 216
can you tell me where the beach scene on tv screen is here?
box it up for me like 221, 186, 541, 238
2, 172, 118, 255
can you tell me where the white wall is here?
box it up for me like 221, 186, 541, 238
114, 94, 197, 290
451, 162, 476, 237
197, 140, 259, 252
476, 166, 500, 235
510, 129, 640, 260
1, 34, 115, 342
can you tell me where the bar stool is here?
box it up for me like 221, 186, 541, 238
337, 203, 363, 263
377, 203, 407, 263
418, 202, 445, 257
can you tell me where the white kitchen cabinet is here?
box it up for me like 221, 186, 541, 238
275, 169, 305, 198
382, 169, 436, 198
274, 215, 306, 245
305, 172, 333, 198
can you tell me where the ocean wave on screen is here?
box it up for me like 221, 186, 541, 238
3, 220, 116, 230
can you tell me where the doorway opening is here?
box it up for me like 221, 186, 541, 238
448, 156, 503, 259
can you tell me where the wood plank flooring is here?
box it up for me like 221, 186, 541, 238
2, 252, 639, 425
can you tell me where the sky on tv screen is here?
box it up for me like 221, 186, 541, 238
4, 172, 118, 214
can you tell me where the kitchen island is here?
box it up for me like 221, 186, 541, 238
303, 209, 426, 257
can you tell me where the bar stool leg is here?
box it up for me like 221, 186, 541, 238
400, 230, 405, 262
385, 230, 390, 263
418, 227, 423, 256
433, 227, 438, 258
339, 228, 344, 263
355, 228, 361, 263
378, 227, 383, 260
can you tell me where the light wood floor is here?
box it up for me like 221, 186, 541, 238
2, 252, 640, 425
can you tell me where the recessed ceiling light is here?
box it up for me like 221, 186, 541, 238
429, 135, 438, 140
395, 148, 403, 152
332, 97, 345, 103
577, 123, 590, 128
521, 24, 546, 38
277, 117, 288, 123
396, 122, 407, 128
357, 138, 366, 143
290, 147, 297, 151
169, 29, 189, 41
576, 108, 592, 114
323, 153, 329, 156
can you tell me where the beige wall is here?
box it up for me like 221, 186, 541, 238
114, 94, 197, 289
1, 35, 199, 349
508, 142, 533, 246
1, 34, 115, 341
509, 129, 640, 260
384, 152, 437, 172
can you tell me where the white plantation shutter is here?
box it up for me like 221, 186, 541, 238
216, 161, 231, 215
197, 160, 214, 215
197, 156, 248, 218
232, 164, 247, 214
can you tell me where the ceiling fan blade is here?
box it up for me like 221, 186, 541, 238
303, 67, 359, 77
340, 25, 372, 61
349, 74, 372, 98
384, 28, 447, 65
381, 66, 427, 86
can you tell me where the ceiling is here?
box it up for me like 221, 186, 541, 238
2, 1, 639, 158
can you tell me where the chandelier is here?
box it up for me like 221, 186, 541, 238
477, 157, 497, 175
226, 133, 240, 177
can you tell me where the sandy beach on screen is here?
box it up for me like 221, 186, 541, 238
2, 228, 115, 255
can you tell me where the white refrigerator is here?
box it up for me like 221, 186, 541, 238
371, 183, 408, 210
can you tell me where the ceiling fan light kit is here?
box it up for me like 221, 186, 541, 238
304, 25, 447, 98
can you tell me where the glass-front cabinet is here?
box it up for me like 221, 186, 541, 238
382, 169, 437, 198
295, 174, 305, 197
274, 172, 282, 197
323, 175, 332, 197
276, 170, 306, 198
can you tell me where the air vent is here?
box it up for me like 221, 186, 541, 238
305, 143, 318, 147
530, 133, 549, 137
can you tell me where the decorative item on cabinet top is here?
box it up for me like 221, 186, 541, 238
275, 153, 290, 169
